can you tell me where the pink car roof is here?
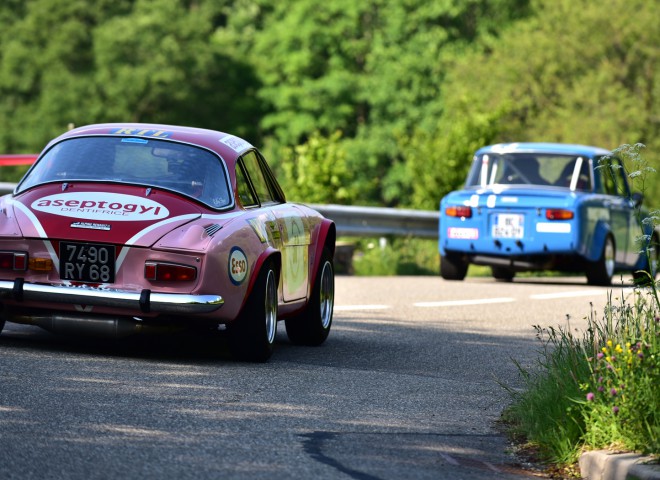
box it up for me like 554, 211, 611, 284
52, 123, 254, 168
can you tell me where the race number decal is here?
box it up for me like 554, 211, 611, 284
228, 247, 248, 285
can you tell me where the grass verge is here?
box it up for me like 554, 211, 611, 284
502, 281, 659, 474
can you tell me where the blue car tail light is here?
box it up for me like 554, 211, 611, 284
545, 209, 574, 220
445, 205, 472, 219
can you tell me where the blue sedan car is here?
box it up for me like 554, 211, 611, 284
439, 143, 659, 285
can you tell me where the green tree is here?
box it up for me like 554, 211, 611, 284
0, 0, 134, 152
1, 0, 657, 210
437, 0, 660, 205
240, 0, 531, 206
93, 0, 263, 139
0, 0, 263, 154
279, 131, 354, 204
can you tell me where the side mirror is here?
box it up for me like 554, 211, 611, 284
631, 191, 644, 208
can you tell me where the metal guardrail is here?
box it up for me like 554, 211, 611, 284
0, 183, 439, 239
310, 204, 438, 239
0, 183, 17, 195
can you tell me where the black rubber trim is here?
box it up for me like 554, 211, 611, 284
13, 278, 24, 302
139, 289, 151, 313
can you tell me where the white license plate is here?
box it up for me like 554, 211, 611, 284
492, 214, 524, 239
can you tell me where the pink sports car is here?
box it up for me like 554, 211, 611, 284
0, 124, 336, 361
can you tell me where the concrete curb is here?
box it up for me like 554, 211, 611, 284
579, 450, 660, 480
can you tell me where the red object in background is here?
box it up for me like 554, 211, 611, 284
0, 154, 38, 166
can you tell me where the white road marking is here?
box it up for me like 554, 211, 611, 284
334, 305, 391, 311
529, 290, 604, 300
338, 290, 605, 311
413, 297, 515, 308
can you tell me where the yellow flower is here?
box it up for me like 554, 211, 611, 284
607, 339, 613, 347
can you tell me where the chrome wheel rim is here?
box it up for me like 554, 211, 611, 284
319, 261, 334, 330
264, 270, 277, 344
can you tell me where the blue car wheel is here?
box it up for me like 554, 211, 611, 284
586, 236, 615, 286
440, 253, 468, 281
492, 266, 515, 282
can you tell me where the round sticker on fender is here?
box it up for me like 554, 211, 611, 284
228, 247, 248, 285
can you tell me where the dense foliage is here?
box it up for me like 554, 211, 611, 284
1, 0, 658, 209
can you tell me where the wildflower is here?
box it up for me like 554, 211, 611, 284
598, 386, 604, 392
586, 392, 595, 402
597, 352, 604, 360
612, 406, 619, 415
610, 388, 618, 396
615, 344, 623, 354
598, 376, 603, 383
638, 352, 644, 359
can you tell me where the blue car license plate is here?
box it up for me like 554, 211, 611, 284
492, 213, 524, 239
60, 241, 116, 283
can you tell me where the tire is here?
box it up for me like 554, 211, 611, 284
440, 253, 468, 281
491, 266, 515, 282
586, 236, 615, 286
229, 260, 278, 362
0, 317, 5, 335
633, 233, 659, 285
285, 248, 334, 346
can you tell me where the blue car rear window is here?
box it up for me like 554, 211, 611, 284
466, 153, 592, 191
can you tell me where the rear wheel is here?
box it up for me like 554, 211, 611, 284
229, 260, 278, 362
586, 236, 615, 286
285, 248, 334, 346
440, 253, 468, 281
491, 266, 515, 282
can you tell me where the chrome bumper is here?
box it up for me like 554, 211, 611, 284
0, 279, 223, 315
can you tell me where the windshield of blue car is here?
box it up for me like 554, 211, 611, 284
17, 136, 232, 209
465, 153, 592, 191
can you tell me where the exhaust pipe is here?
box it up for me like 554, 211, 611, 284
7, 313, 182, 338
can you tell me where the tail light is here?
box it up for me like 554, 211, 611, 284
546, 209, 574, 220
445, 206, 472, 218
29, 257, 54, 271
0, 251, 27, 271
145, 262, 197, 282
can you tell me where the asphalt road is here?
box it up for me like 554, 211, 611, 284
0, 275, 633, 480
